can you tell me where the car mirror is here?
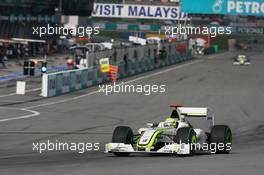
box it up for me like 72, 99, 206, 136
147, 123, 158, 127
146, 123, 154, 127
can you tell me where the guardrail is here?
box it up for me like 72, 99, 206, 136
41, 50, 192, 97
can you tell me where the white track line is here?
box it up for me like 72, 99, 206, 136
0, 107, 40, 123
24, 59, 203, 110
0, 88, 41, 98
0, 59, 202, 123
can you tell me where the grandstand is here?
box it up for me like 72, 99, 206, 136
0, 0, 94, 39
0, 0, 94, 58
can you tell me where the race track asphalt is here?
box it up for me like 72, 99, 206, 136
0, 51, 263, 175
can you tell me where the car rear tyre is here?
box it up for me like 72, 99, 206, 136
174, 127, 197, 156
210, 125, 232, 154
112, 126, 134, 156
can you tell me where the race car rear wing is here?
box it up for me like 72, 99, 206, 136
177, 107, 207, 117
177, 107, 214, 129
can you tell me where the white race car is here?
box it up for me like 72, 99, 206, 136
105, 105, 232, 156
233, 55, 251, 65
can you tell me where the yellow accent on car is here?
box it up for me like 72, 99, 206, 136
105, 143, 112, 152
191, 135, 197, 143
240, 59, 245, 64
137, 129, 164, 150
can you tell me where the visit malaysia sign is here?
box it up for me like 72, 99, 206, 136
92, 3, 189, 20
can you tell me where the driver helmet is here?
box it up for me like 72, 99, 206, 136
164, 118, 178, 128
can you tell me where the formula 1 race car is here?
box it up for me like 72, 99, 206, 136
233, 55, 251, 65
105, 105, 232, 156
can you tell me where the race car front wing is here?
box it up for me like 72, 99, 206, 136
105, 143, 190, 155
233, 61, 251, 65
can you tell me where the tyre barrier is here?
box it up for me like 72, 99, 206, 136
41, 51, 192, 97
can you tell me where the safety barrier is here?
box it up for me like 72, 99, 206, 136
41, 50, 192, 97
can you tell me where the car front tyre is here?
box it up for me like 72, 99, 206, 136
112, 126, 134, 156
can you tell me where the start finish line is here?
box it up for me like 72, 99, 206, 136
92, 3, 189, 20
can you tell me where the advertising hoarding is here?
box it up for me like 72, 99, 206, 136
181, 0, 264, 16
92, 3, 189, 20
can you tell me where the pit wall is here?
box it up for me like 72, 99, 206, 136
42, 42, 192, 97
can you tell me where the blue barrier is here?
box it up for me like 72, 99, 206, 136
0, 64, 68, 83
